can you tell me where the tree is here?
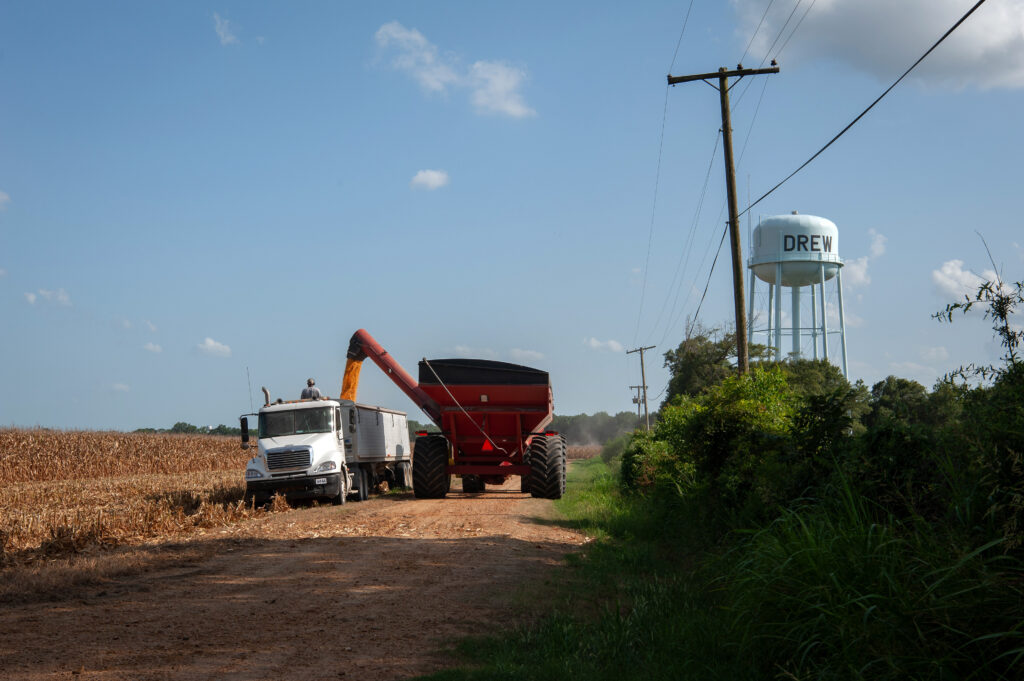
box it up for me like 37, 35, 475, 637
662, 324, 772, 408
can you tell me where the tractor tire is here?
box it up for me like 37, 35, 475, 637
461, 475, 484, 493
528, 434, 566, 500
413, 435, 450, 499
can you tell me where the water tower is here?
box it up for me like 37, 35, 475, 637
747, 212, 848, 377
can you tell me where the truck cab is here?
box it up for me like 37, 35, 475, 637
242, 399, 351, 506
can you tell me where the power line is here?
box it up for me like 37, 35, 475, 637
636, 1, 698, 345
741, 0, 989, 218
633, 86, 671, 345
669, 0, 697, 72
686, 224, 729, 339
775, 0, 818, 60
648, 129, 721, 346
740, 0, 777, 67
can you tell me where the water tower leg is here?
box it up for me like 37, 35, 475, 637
791, 285, 801, 359
774, 262, 783, 361
810, 281, 818, 360
819, 264, 829, 362
747, 268, 756, 347
767, 282, 774, 348
836, 268, 849, 378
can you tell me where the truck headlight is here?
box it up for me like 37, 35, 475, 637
312, 461, 337, 473
245, 469, 264, 480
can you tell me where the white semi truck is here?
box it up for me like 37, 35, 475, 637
240, 389, 411, 506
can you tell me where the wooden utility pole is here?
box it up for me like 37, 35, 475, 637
630, 385, 644, 421
627, 345, 655, 430
667, 63, 779, 374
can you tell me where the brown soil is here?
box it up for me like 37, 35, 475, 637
0, 477, 586, 680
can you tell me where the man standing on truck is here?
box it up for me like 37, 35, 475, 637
301, 378, 321, 399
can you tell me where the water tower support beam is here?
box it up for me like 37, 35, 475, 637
836, 268, 849, 378
767, 282, 774, 348
810, 282, 818, 360
748, 269, 756, 347
819, 264, 829, 361
792, 285, 801, 359
774, 262, 783, 361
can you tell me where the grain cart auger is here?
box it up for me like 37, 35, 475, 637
340, 329, 566, 499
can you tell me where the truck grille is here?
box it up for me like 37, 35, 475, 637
266, 448, 311, 471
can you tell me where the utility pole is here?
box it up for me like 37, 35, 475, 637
667, 62, 779, 374
630, 385, 644, 421
627, 345, 655, 430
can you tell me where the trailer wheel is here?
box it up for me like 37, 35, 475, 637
413, 435, 450, 499
355, 466, 370, 502
393, 462, 411, 489
529, 434, 566, 500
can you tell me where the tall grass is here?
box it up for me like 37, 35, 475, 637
422, 459, 1024, 681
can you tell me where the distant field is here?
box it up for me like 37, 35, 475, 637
0, 429, 282, 566
566, 445, 601, 460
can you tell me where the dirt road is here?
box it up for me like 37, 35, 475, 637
0, 477, 586, 680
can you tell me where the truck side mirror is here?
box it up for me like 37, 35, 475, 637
240, 417, 250, 450
349, 408, 357, 433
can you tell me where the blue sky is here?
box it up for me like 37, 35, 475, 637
2, 1, 1023, 430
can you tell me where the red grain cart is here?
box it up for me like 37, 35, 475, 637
341, 329, 566, 499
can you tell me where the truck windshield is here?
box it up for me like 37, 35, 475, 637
260, 408, 333, 438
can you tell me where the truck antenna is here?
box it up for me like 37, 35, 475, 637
246, 366, 254, 413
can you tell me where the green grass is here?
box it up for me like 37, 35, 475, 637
419, 460, 1024, 681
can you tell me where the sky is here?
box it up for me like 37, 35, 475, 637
2, 1, 1024, 430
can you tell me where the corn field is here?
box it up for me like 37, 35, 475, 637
0, 429, 286, 566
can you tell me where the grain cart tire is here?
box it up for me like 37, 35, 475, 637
356, 467, 369, 502
413, 435, 450, 499
462, 475, 484, 493
529, 434, 566, 500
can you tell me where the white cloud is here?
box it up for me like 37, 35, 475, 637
0, 267, 6, 277
0, 191, 9, 210
145, 320, 157, 332
144, 342, 162, 354
889, 361, 936, 383
920, 346, 949, 363
375, 21, 535, 118
932, 259, 988, 299
868, 228, 888, 258
375, 22, 460, 93
198, 337, 231, 357
584, 337, 624, 353
509, 348, 545, 363
121, 319, 133, 330
410, 169, 450, 190
112, 383, 130, 393
844, 256, 871, 287
213, 13, 239, 46
453, 344, 498, 359
469, 61, 536, 117
25, 288, 71, 306
735, 0, 1024, 90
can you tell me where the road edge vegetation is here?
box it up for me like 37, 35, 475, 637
420, 279, 1024, 680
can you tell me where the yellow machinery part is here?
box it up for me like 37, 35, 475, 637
340, 358, 363, 401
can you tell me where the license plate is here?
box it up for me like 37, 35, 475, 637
315, 477, 327, 485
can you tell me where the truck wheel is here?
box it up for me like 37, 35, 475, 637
461, 475, 484, 493
413, 435, 450, 499
528, 434, 566, 500
356, 467, 369, 502
331, 473, 347, 506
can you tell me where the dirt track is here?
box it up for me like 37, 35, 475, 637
0, 477, 586, 680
